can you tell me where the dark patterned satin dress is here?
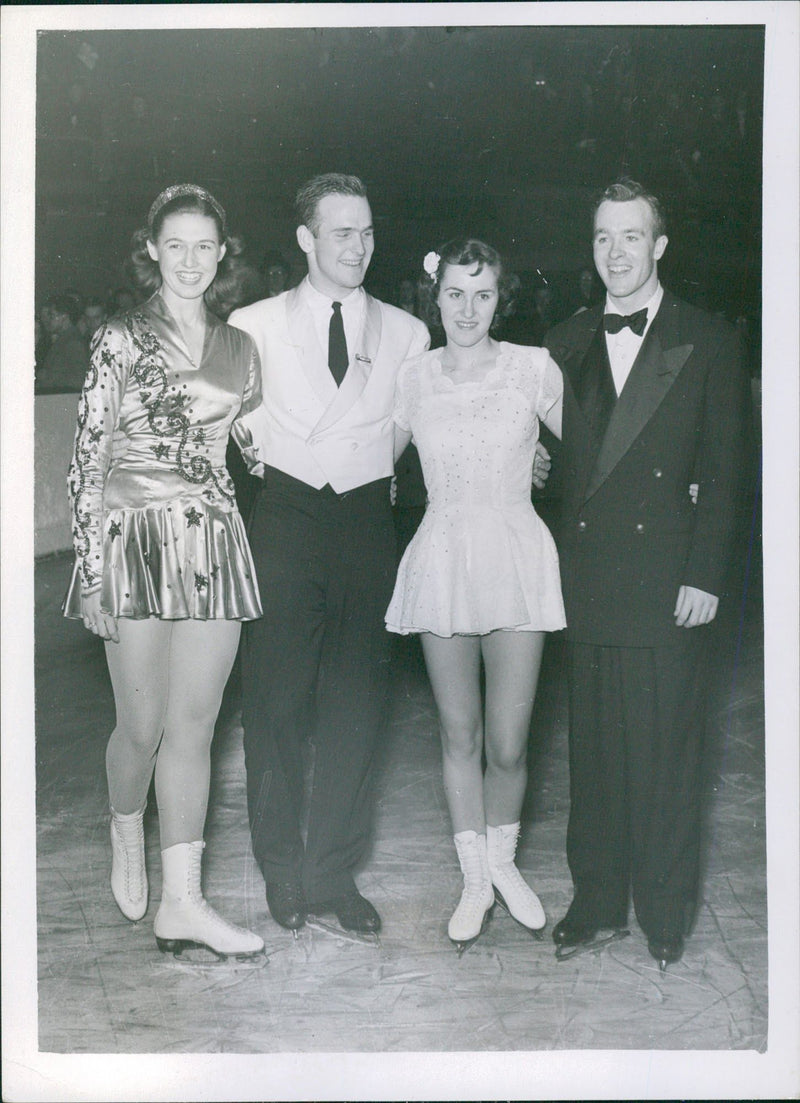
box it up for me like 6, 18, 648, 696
64, 292, 263, 621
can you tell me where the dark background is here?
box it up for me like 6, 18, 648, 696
36, 23, 763, 333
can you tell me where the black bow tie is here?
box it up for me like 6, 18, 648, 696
603, 308, 648, 337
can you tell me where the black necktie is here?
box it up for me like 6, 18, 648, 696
328, 301, 348, 386
603, 308, 648, 337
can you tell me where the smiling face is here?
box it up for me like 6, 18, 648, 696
593, 197, 668, 312
437, 261, 500, 349
297, 193, 374, 299
146, 211, 226, 307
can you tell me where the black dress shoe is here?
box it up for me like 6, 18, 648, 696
647, 933, 684, 971
265, 880, 307, 931
308, 892, 382, 934
552, 913, 600, 948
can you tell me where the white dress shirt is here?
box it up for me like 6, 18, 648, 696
604, 283, 664, 395
304, 279, 365, 373
227, 279, 431, 492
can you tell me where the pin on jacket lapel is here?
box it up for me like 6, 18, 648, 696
312, 292, 383, 436
284, 286, 384, 435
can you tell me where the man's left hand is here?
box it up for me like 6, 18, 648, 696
674, 585, 719, 628
532, 442, 552, 490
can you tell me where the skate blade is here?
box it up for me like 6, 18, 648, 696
555, 928, 630, 962
494, 891, 546, 939
306, 916, 381, 947
156, 938, 267, 966
449, 903, 495, 957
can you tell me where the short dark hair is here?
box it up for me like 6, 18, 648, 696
417, 238, 519, 334
294, 174, 369, 233
592, 178, 667, 239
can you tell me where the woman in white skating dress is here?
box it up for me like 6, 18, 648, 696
386, 239, 565, 951
63, 184, 265, 960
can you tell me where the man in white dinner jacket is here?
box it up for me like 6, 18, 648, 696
229, 173, 430, 936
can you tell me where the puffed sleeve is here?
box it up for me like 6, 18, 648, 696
537, 350, 564, 439
393, 313, 429, 433
408, 314, 431, 360
67, 322, 130, 594
230, 335, 266, 477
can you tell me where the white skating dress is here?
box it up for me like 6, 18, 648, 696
385, 342, 566, 637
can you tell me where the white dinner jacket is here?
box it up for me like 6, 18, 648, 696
229, 280, 430, 493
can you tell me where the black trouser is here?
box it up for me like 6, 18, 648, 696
241, 467, 395, 902
565, 634, 709, 938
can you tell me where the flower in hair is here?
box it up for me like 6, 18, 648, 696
423, 251, 441, 281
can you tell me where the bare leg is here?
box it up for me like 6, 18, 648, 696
420, 632, 484, 834
481, 630, 546, 827
481, 630, 547, 932
104, 619, 171, 814
156, 618, 241, 849
149, 619, 262, 957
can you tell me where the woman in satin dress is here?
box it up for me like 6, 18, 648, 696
386, 239, 565, 952
64, 184, 264, 959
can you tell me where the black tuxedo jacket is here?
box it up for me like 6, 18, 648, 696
545, 290, 753, 648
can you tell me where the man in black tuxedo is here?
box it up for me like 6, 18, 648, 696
544, 179, 752, 969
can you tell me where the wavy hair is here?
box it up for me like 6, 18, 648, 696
417, 238, 519, 334
592, 177, 667, 239
125, 190, 252, 319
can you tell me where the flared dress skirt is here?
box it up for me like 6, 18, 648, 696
63, 496, 262, 621
385, 499, 566, 637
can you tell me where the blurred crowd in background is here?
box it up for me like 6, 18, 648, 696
35, 28, 762, 396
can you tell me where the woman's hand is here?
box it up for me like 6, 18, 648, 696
80, 590, 119, 643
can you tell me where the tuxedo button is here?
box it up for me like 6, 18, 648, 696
635, 523, 645, 533
577, 521, 587, 531
653, 468, 663, 478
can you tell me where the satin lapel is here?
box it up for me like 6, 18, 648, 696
313, 293, 383, 435
584, 315, 694, 501
560, 306, 605, 418
285, 285, 339, 408
558, 309, 609, 498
